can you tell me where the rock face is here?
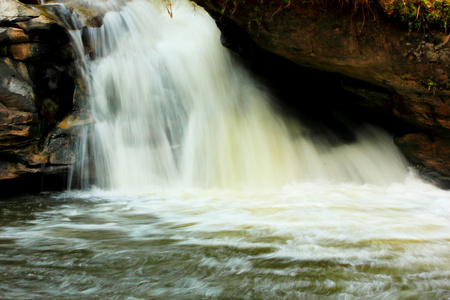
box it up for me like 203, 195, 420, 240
193, 0, 450, 186
2, 0, 449, 192
0, 0, 88, 192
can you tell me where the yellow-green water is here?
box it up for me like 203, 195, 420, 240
1, 182, 449, 299
4, 1, 446, 298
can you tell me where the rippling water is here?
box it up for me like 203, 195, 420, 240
1, 177, 449, 299
3, 0, 448, 298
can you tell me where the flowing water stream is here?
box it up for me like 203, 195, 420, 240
1, 0, 449, 298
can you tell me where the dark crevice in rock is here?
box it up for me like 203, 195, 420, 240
197, 1, 450, 188
25, 25, 72, 45
0, 173, 69, 198
212, 11, 415, 146
25, 63, 76, 151
248, 49, 413, 144
208, 10, 257, 61
17, 0, 40, 4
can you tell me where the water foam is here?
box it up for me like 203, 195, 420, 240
75, 0, 411, 191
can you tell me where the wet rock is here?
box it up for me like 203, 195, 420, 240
396, 132, 450, 184
42, 110, 94, 175
193, 0, 450, 185
0, 57, 38, 154
0, 0, 81, 190
0, 28, 30, 44
0, 59, 35, 112
7, 43, 48, 61
0, 0, 40, 20
0, 160, 35, 180
0, 0, 125, 193
44, 136, 76, 165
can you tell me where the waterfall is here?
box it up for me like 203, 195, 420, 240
4, 4, 450, 298
75, 0, 409, 191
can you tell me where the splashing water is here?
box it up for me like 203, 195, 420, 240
1, 1, 448, 299
1, 181, 449, 299
69, 0, 413, 192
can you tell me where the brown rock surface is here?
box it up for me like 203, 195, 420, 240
0, 0, 83, 191
396, 132, 450, 183
193, 0, 450, 183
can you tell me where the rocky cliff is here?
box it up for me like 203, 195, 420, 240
0, 0, 90, 193
1, 0, 449, 192
193, 0, 450, 186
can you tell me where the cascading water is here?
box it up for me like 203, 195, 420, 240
80, 0, 409, 191
1, 1, 449, 299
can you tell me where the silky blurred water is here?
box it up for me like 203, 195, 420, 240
2, 0, 448, 298
1, 179, 449, 299
73, 0, 411, 191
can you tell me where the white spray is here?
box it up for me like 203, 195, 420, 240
78, 0, 409, 192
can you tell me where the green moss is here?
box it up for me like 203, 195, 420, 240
323, 0, 450, 33
380, 0, 450, 33
216, 0, 450, 33
418, 76, 450, 92
420, 76, 438, 90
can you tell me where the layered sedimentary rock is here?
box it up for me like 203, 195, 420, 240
193, 0, 450, 184
0, 0, 88, 191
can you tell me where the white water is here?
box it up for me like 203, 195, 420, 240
1, 1, 449, 298
79, 0, 411, 192
1, 181, 449, 298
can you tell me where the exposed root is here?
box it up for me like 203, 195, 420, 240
272, 0, 291, 19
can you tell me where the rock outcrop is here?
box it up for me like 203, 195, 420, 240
193, 0, 450, 186
2, 0, 449, 192
0, 0, 89, 193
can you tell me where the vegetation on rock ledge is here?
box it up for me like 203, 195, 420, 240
217, 0, 450, 33
380, 0, 450, 32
